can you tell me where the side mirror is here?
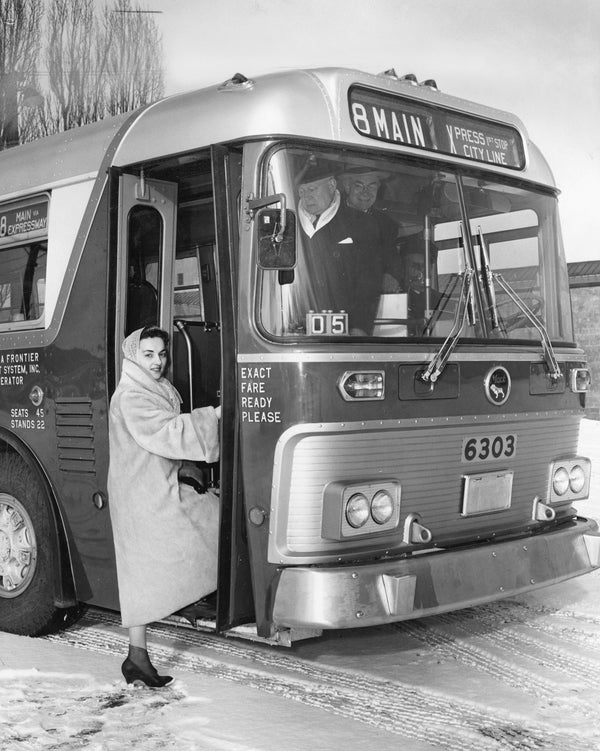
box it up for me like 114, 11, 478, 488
257, 208, 296, 270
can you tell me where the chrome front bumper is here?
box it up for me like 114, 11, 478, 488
272, 519, 600, 629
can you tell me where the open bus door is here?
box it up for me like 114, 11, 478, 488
117, 173, 177, 338
116, 152, 253, 635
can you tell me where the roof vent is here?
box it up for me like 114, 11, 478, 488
399, 73, 418, 85
420, 79, 438, 90
218, 72, 255, 92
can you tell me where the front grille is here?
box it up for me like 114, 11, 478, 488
271, 412, 580, 560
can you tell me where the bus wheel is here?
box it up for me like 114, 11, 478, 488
0, 454, 62, 636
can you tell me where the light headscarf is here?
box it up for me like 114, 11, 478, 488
120, 327, 180, 407
121, 327, 169, 377
122, 328, 144, 364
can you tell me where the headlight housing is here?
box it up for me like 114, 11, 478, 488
322, 480, 401, 539
549, 457, 591, 502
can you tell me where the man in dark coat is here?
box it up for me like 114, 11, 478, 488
297, 162, 388, 335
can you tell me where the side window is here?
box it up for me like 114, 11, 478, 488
125, 205, 162, 335
0, 242, 47, 324
0, 196, 48, 328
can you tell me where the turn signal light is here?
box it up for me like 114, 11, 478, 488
569, 368, 591, 393
338, 371, 384, 401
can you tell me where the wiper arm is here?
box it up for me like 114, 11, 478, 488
493, 273, 562, 382
476, 226, 500, 331
421, 264, 474, 383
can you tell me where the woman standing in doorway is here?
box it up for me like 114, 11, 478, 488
108, 326, 220, 688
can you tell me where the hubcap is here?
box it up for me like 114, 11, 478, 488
0, 493, 37, 597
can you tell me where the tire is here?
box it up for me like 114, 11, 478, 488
0, 453, 64, 636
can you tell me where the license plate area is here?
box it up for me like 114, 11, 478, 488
461, 470, 513, 517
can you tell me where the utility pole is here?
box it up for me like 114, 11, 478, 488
0, 73, 19, 148
0, 4, 19, 149
0, 1, 43, 149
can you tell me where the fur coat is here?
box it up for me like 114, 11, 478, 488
107, 329, 220, 628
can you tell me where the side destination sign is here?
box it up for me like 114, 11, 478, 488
349, 85, 525, 169
0, 196, 48, 246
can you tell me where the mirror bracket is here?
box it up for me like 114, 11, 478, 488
246, 192, 287, 242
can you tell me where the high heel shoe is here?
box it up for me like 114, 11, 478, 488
121, 657, 173, 688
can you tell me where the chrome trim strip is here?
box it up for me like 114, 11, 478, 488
274, 409, 582, 439
237, 349, 584, 364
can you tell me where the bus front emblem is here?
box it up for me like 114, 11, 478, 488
484, 366, 511, 406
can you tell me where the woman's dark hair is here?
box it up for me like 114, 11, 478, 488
139, 325, 171, 372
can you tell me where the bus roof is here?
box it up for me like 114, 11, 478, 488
0, 67, 556, 199
0, 112, 131, 199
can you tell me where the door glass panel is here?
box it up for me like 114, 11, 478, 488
125, 205, 162, 335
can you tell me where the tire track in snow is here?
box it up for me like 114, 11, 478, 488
42, 608, 599, 751
432, 605, 600, 687
396, 618, 561, 702
483, 600, 600, 655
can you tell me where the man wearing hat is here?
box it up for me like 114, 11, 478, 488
340, 166, 399, 264
296, 160, 385, 336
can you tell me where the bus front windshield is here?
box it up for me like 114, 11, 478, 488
258, 146, 573, 343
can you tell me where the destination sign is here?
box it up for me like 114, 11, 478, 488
349, 85, 525, 170
0, 196, 49, 246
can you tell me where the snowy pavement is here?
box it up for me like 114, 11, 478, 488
0, 419, 599, 751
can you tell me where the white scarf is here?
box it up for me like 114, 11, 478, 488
298, 190, 341, 238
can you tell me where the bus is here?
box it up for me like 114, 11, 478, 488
0, 67, 596, 645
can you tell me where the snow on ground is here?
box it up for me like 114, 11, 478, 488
0, 670, 213, 751
0, 419, 598, 751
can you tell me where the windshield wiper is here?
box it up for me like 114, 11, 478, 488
476, 226, 500, 331
421, 223, 474, 383
492, 273, 562, 382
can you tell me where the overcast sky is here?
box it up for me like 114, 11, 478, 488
143, 0, 599, 263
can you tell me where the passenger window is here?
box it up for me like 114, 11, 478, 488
0, 242, 47, 325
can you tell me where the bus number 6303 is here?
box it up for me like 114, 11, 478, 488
462, 434, 517, 463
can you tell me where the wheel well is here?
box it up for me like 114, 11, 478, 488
0, 438, 77, 608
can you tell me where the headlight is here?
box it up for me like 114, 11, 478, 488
552, 467, 570, 496
549, 457, 591, 502
322, 480, 401, 540
371, 490, 394, 524
345, 493, 370, 528
569, 464, 586, 494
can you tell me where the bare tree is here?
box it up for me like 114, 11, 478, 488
99, 0, 164, 116
15, 0, 165, 143
0, 0, 43, 148
44, 0, 105, 132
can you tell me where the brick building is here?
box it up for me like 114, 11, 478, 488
569, 261, 600, 420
